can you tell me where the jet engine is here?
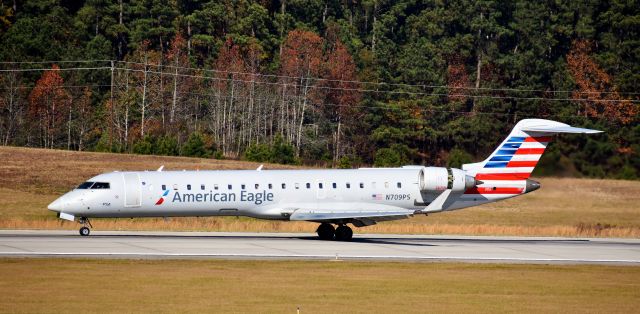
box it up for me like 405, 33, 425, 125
418, 167, 477, 193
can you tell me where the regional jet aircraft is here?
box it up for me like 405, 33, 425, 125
48, 119, 601, 241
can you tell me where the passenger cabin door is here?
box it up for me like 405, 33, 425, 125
122, 173, 142, 207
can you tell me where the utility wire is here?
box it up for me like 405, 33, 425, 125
115, 60, 640, 96
2, 59, 639, 96
105, 86, 622, 122
112, 66, 640, 103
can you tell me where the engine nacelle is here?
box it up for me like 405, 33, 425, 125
419, 167, 477, 193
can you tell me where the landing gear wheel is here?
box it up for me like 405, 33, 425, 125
79, 226, 90, 236
78, 217, 92, 236
334, 225, 353, 241
317, 223, 335, 240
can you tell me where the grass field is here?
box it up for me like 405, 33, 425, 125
1, 146, 639, 237
0, 258, 638, 313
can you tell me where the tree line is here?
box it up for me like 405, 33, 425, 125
0, 0, 638, 178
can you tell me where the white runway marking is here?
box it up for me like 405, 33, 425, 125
1, 230, 639, 265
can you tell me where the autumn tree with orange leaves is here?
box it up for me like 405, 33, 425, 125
166, 33, 190, 127
567, 40, 637, 125
28, 65, 70, 148
324, 39, 361, 163
212, 38, 247, 156
280, 29, 324, 152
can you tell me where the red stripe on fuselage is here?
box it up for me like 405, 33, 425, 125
465, 187, 524, 195
507, 160, 538, 167
525, 136, 552, 142
475, 173, 531, 180
515, 148, 545, 155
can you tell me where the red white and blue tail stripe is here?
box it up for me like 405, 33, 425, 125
476, 135, 551, 180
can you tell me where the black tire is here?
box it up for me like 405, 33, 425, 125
335, 225, 353, 241
316, 223, 335, 240
79, 227, 90, 236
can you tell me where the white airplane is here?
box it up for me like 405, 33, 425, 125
48, 119, 601, 240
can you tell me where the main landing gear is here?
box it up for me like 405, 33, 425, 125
316, 223, 353, 241
78, 217, 92, 236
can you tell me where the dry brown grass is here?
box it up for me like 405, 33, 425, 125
1, 258, 639, 313
1, 146, 639, 237
0, 146, 297, 194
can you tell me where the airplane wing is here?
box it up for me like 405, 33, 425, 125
276, 202, 413, 227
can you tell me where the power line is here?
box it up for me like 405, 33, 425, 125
1, 63, 638, 103
0, 84, 111, 90
114, 85, 620, 122
0, 60, 112, 64
0, 67, 111, 72
2, 59, 639, 96
114, 66, 640, 103
0, 67, 634, 105
115, 60, 640, 96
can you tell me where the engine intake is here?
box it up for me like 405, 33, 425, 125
419, 167, 477, 193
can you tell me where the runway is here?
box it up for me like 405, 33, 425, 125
1, 230, 639, 265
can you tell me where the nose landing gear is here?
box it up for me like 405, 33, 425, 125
316, 223, 353, 241
78, 217, 92, 236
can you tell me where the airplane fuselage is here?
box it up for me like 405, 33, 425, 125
49, 168, 524, 220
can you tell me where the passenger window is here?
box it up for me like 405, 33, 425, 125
187, 184, 191, 190
162, 184, 166, 190
306, 183, 311, 189
295, 183, 300, 189
214, 184, 219, 190
332, 183, 337, 189
346, 183, 351, 189
397, 182, 402, 188
318, 183, 323, 189
359, 183, 364, 189
268, 183, 273, 189
255, 184, 259, 189
241, 184, 246, 190
228, 184, 232, 190
282, 183, 286, 189
201, 184, 205, 190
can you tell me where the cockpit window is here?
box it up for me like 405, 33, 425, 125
91, 182, 110, 189
77, 182, 94, 189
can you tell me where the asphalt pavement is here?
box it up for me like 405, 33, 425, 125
1, 230, 639, 265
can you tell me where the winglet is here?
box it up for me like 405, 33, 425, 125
157, 165, 164, 172
256, 164, 263, 171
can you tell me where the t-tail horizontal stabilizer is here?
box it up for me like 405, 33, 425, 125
520, 122, 603, 134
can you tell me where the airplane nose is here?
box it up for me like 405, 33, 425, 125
47, 198, 63, 212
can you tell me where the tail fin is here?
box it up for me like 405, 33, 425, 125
463, 119, 602, 180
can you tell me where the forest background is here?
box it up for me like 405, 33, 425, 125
0, 0, 638, 179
